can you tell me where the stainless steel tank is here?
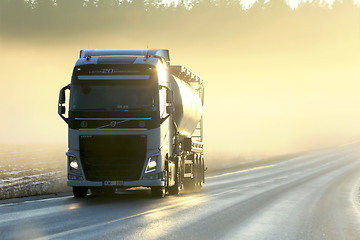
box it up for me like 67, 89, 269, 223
169, 75, 203, 137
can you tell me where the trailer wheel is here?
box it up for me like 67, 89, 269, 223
183, 178, 195, 191
194, 156, 199, 189
201, 156, 205, 184
73, 187, 88, 198
151, 187, 165, 198
183, 173, 196, 191
183, 155, 198, 191
197, 156, 204, 189
202, 156, 205, 184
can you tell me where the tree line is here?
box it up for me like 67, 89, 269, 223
0, 0, 356, 38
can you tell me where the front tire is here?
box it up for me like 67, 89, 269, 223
151, 187, 165, 198
73, 187, 88, 198
168, 159, 182, 195
168, 173, 182, 195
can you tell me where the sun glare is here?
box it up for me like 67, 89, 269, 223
239, 0, 258, 9
286, 0, 337, 9
158, 0, 194, 9
156, 0, 360, 9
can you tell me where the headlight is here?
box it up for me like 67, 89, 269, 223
69, 156, 79, 170
145, 155, 159, 173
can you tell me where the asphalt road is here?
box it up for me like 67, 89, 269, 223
1, 144, 360, 240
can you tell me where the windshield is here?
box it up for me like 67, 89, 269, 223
70, 83, 157, 112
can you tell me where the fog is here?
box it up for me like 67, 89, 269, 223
1, 0, 360, 165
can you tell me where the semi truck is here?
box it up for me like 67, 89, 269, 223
58, 49, 205, 198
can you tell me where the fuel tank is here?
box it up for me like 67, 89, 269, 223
169, 75, 203, 137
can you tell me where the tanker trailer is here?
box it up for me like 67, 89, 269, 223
58, 49, 205, 198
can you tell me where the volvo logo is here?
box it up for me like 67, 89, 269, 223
80, 121, 88, 128
139, 121, 146, 128
110, 121, 117, 127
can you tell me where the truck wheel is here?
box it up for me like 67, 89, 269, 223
73, 187, 88, 198
168, 173, 182, 195
202, 156, 205, 184
183, 157, 198, 191
183, 180, 193, 191
197, 173, 203, 189
151, 187, 165, 198
197, 157, 204, 189
168, 183, 180, 195
183, 177, 196, 191
193, 157, 199, 189
168, 160, 182, 195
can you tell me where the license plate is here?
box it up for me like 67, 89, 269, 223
103, 181, 124, 186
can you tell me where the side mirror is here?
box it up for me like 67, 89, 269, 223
59, 89, 66, 104
58, 106, 66, 115
58, 84, 70, 123
160, 85, 173, 103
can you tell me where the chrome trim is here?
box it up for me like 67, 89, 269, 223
75, 118, 151, 120
68, 178, 164, 187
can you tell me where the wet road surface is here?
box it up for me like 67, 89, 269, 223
1, 144, 360, 240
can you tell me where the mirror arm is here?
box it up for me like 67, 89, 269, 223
59, 114, 68, 124
63, 84, 71, 91
160, 114, 170, 124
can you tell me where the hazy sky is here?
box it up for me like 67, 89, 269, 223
0, 0, 359, 159
159, 0, 360, 9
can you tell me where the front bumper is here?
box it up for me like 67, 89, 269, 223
67, 179, 164, 188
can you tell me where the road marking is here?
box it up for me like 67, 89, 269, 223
0, 196, 72, 208
35, 188, 238, 240
336, 139, 360, 148
351, 178, 360, 216
207, 165, 275, 179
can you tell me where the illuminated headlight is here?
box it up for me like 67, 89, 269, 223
145, 155, 159, 173
69, 156, 79, 171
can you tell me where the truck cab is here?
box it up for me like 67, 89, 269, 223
58, 49, 204, 197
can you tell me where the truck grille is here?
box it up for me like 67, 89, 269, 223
79, 135, 147, 181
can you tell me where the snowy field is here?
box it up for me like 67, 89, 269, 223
0, 144, 69, 200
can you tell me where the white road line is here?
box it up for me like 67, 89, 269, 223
35, 188, 239, 240
0, 196, 72, 208
207, 165, 275, 179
